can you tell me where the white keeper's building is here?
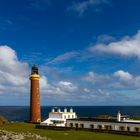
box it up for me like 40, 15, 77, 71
41, 107, 77, 126
66, 111, 140, 132
41, 108, 140, 133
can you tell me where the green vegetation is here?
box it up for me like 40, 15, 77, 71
131, 116, 140, 120
0, 123, 139, 140
96, 115, 113, 119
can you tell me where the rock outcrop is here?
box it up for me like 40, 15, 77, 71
0, 130, 48, 140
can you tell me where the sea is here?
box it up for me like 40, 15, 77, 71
0, 106, 140, 122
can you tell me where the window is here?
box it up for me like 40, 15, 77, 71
64, 115, 66, 119
80, 124, 84, 128
68, 115, 70, 118
69, 123, 73, 127
108, 126, 112, 130
119, 126, 125, 131
75, 123, 78, 128
72, 115, 74, 118
105, 125, 112, 130
90, 124, 94, 129
127, 127, 130, 131
97, 125, 102, 129
135, 127, 139, 132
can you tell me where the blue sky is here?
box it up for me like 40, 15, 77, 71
0, 0, 140, 105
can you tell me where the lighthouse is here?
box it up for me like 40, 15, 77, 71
29, 65, 41, 123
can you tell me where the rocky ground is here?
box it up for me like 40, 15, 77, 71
0, 130, 49, 140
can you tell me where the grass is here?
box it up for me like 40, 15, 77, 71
0, 122, 139, 140
132, 117, 140, 120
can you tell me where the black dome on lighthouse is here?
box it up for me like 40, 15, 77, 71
31, 65, 38, 74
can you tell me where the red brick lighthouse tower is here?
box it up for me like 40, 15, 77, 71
30, 65, 41, 123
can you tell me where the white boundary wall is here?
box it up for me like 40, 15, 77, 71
67, 120, 140, 132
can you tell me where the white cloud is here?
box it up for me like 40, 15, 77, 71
83, 71, 95, 81
68, 0, 110, 15
97, 34, 115, 43
89, 30, 140, 59
48, 51, 79, 64
83, 71, 109, 84
59, 81, 72, 86
83, 88, 90, 92
58, 81, 77, 92
0, 45, 49, 95
0, 46, 29, 88
1, 45, 140, 105
113, 70, 133, 81
82, 70, 140, 91
0, 46, 79, 101
40, 75, 48, 89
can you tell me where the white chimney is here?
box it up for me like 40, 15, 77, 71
58, 108, 61, 112
64, 108, 67, 112
52, 108, 55, 112
70, 107, 73, 112
117, 111, 121, 122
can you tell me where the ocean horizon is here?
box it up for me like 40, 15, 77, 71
0, 106, 140, 122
